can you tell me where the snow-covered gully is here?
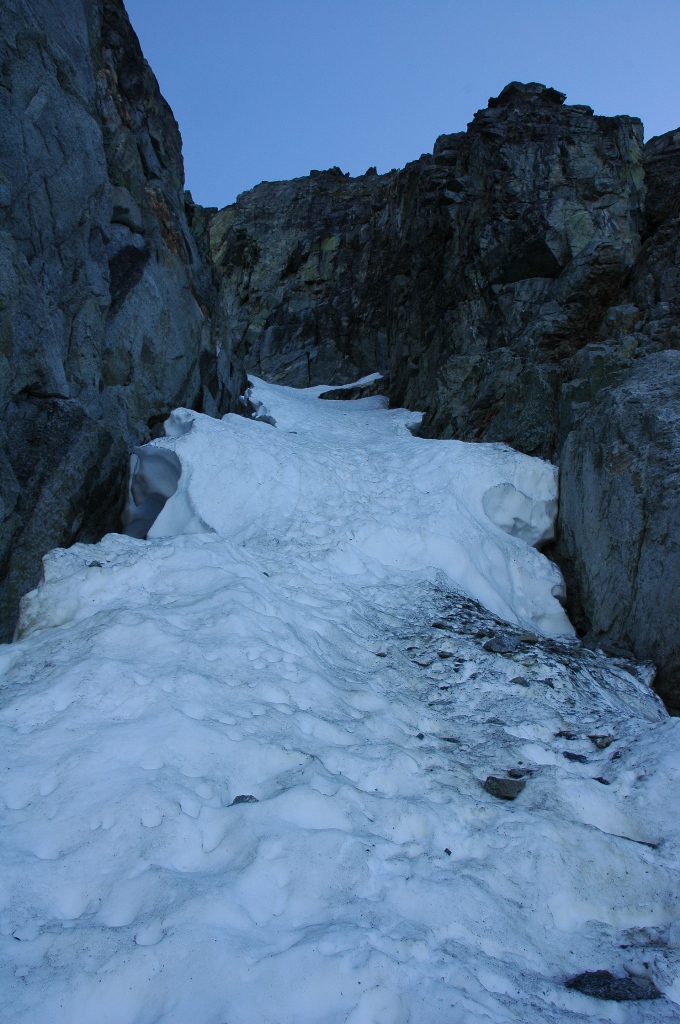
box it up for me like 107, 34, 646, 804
1, 379, 679, 1023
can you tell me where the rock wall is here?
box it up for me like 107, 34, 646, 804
0, 0, 244, 639
209, 82, 644, 457
557, 126, 680, 710
205, 83, 680, 710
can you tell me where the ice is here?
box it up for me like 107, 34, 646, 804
1, 377, 679, 1023
122, 446, 182, 540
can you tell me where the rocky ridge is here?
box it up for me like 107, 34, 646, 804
0, 0, 244, 639
201, 83, 680, 710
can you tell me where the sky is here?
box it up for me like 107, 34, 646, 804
124, 0, 680, 210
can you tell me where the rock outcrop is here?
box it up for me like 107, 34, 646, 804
208, 82, 644, 457
559, 351, 680, 710
0, 0, 244, 638
557, 127, 680, 710
203, 83, 680, 710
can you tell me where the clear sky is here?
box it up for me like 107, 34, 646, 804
124, 0, 680, 210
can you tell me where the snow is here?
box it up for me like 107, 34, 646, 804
152, 376, 571, 635
1, 377, 679, 1023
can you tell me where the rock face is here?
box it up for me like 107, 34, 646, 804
210, 82, 644, 457
557, 127, 680, 711
204, 83, 680, 710
0, 0, 244, 638
559, 352, 680, 711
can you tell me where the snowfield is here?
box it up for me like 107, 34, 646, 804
1, 378, 679, 1023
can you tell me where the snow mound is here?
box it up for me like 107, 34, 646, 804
2, 378, 679, 1023
144, 377, 571, 635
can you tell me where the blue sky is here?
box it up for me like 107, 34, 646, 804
125, 0, 680, 209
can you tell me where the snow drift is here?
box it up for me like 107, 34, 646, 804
133, 377, 570, 635
1, 378, 679, 1023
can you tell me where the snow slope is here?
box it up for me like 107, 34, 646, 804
1, 378, 679, 1023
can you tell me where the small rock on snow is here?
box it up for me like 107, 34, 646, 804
511, 676, 530, 686
589, 734, 614, 748
483, 776, 526, 800
484, 635, 520, 654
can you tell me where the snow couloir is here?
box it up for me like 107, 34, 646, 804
1, 377, 679, 1023
120, 375, 571, 636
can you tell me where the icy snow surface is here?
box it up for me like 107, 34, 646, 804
1, 377, 679, 1023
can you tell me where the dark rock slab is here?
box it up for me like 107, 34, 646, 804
510, 676, 530, 686
566, 970, 661, 1001
589, 734, 614, 749
318, 375, 389, 401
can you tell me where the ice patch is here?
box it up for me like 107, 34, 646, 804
122, 446, 182, 539
482, 480, 557, 548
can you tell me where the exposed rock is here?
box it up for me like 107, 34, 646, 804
210, 81, 643, 458
483, 635, 520, 654
589, 734, 614, 748
483, 776, 526, 800
566, 970, 661, 1001
552, 127, 680, 707
318, 374, 389, 401
0, 0, 245, 638
558, 351, 680, 712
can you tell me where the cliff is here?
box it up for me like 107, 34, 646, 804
205, 83, 680, 710
0, 0, 244, 639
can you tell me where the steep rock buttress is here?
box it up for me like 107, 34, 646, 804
0, 0, 245, 639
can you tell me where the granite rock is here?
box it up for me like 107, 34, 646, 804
0, 0, 244, 638
209, 82, 644, 458
555, 126, 680, 710
559, 351, 680, 712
